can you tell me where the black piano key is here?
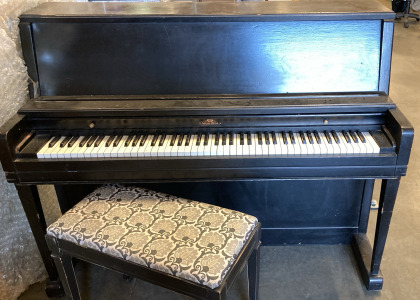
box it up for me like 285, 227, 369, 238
341, 131, 351, 143
215, 132, 220, 146
185, 134, 191, 146
132, 134, 142, 147
94, 136, 104, 147
306, 131, 314, 144
313, 131, 321, 144
356, 130, 366, 143
222, 132, 227, 146
229, 133, 234, 145
299, 131, 307, 144
288, 131, 295, 144
240, 132, 244, 145
105, 135, 116, 147
331, 131, 340, 144
246, 132, 252, 145
257, 132, 263, 145
140, 135, 148, 147
271, 132, 277, 144
113, 135, 123, 147
67, 136, 79, 147
324, 131, 332, 144
170, 135, 177, 147
158, 134, 166, 147
281, 131, 288, 145
196, 133, 202, 146
79, 136, 90, 147
125, 135, 134, 147
177, 134, 184, 147
349, 130, 359, 143
86, 135, 98, 147
264, 132, 270, 145
204, 133, 209, 146
49, 136, 60, 148
151, 135, 159, 146
60, 136, 72, 147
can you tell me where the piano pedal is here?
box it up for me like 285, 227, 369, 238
370, 199, 379, 210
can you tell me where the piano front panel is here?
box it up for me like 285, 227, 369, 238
33, 20, 382, 96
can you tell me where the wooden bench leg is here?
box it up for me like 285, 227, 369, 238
51, 253, 81, 300
248, 241, 261, 300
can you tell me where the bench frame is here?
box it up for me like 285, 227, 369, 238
46, 223, 261, 300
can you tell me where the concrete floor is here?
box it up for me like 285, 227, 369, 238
18, 5, 420, 300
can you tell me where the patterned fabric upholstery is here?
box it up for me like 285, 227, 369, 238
46, 185, 258, 289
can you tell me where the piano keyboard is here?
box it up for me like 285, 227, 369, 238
36, 130, 381, 159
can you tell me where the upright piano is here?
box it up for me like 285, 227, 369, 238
0, 0, 413, 295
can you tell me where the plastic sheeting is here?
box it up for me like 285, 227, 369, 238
0, 1, 85, 299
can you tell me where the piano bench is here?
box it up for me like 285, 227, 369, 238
45, 185, 261, 300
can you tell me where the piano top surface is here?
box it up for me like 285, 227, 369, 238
20, 1, 394, 21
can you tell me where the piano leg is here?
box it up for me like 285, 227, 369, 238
15, 184, 64, 297
352, 177, 401, 290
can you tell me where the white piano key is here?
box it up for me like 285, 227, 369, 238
169, 135, 181, 157
310, 132, 322, 155
118, 135, 135, 157
210, 134, 218, 156
330, 133, 342, 155
178, 135, 190, 157
296, 132, 308, 155
247, 133, 256, 156
236, 134, 243, 156
269, 133, 279, 155
337, 132, 352, 155
197, 134, 206, 156
138, 135, 153, 157
129, 136, 142, 158
90, 136, 108, 158
40, 136, 66, 159
253, 134, 263, 156
277, 133, 287, 155
144, 135, 157, 157
284, 134, 293, 155
242, 134, 250, 156
96, 137, 112, 158
158, 135, 172, 157
261, 133, 269, 156
55, 136, 78, 159
107, 136, 121, 157
83, 138, 98, 158
64, 136, 84, 159
115, 136, 129, 157
320, 132, 333, 155
190, 135, 198, 156
365, 132, 380, 154
37, 137, 55, 159
356, 133, 368, 154
349, 133, 362, 155
229, 133, 237, 156
215, 135, 223, 156
189, 135, 198, 156
202, 134, 212, 156
71, 136, 90, 158
291, 133, 300, 155
150, 135, 164, 157
76, 137, 95, 158
305, 132, 316, 155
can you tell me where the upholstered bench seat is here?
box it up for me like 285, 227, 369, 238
46, 185, 259, 293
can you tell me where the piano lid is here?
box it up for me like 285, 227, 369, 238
19, 1, 395, 98
20, 1, 394, 21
